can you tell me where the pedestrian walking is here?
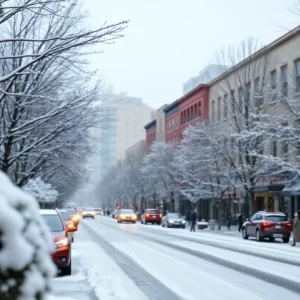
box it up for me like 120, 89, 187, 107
292, 211, 300, 246
107, 209, 110, 216
186, 210, 191, 226
227, 213, 232, 230
238, 214, 243, 233
190, 209, 197, 232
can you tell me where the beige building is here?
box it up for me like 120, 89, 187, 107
125, 140, 147, 162
156, 104, 168, 142
208, 25, 300, 218
99, 88, 155, 178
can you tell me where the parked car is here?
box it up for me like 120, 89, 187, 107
58, 209, 75, 242
40, 209, 77, 275
117, 209, 137, 224
162, 212, 186, 228
141, 209, 162, 225
82, 208, 96, 219
112, 209, 119, 219
66, 208, 80, 226
242, 211, 292, 243
95, 208, 103, 215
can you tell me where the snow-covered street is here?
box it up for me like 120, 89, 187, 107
50, 216, 300, 300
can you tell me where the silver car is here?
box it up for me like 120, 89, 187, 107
162, 212, 186, 228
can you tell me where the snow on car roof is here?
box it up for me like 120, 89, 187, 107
40, 209, 58, 215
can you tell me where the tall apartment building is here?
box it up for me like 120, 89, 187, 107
99, 89, 155, 178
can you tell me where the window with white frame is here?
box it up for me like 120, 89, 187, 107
254, 77, 263, 107
224, 94, 228, 119
281, 65, 288, 97
212, 100, 215, 122
217, 97, 221, 121
295, 59, 300, 93
270, 70, 277, 101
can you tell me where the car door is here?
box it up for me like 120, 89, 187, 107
254, 213, 263, 232
247, 213, 257, 236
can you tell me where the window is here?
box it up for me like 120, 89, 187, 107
224, 94, 228, 118
238, 87, 243, 113
254, 77, 263, 107
231, 90, 235, 113
217, 97, 221, 121
257, 135, 263, 155
281, 65, 288, 97
212, 100, 215, 122
295, 59, 300, 93
270, 70, 277, 101
281, 122, 288, 157
272, 140, 277, 157
245, 82, 251, 107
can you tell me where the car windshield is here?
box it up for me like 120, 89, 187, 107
59, 211, 70, 221
266, 215, 287, 222
146, 210, 159, 214
121, 209, 134, 214
41, 215, 64, 232
168, 213, 182, 218
84, 208, 94, 212
67, 209, 76, 215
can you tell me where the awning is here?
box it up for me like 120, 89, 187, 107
281, 180, 300, 196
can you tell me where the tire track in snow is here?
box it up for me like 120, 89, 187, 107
81, 221, 183, 300
95, 218, 300, 296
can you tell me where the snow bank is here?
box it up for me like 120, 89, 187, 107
0, 171, 56, 300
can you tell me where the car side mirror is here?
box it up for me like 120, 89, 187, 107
67, 224, 77, 232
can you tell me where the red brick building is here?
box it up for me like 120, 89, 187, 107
164, 84, 210, 143
144, 119, 156, 148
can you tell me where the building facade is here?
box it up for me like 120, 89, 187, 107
208, 25, 300, 219
125, 139, 147, 162
99, 89, 154, 178
144, 119, 156, 148
156, 104, 168, 142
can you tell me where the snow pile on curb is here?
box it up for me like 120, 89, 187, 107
0, 172, 56, 300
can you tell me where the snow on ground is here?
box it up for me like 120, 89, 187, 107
83, 217, 300, 300
76, 225, 148, 300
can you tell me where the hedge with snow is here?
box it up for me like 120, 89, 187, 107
0, 171, 56, 300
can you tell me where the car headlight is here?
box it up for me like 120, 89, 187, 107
182, 220, 185, 224
54, 237, 69, 249
132, 215, 137, 219
169, 220, 174, 223
120, 215, 125, 219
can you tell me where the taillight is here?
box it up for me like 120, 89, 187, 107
146, 214, 150, 217
159, 214, 162, 218
261, 222, 272, 227
285, 222, 292, 227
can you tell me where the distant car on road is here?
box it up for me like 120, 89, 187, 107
66, 208, 80, 226
95, 208, 103, 215
141, 209, 162, 225
82, 208, 96, 219
40, 209, 77, 275
162, 212, 186, 228
112, 209, 119, 219
242, 211, 292, 243
117, 209, 137, 224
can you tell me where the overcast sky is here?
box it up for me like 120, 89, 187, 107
83, 0, 300, 109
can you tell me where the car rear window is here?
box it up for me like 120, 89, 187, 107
121, 209, 134, 214
266, 215, 287, 222
59, 211, 70, 221
146, 210, 159, 214
42, 215, 64, 232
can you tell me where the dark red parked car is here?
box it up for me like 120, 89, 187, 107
141, 209, 162, 225
242, 211, 291, 243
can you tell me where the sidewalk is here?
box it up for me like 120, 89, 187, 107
185, 223, 242, 236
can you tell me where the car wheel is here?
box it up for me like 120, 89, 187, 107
72, 237, 74, 243
242, 227, 249, 239
60, 261, 71, 276
283, 237, 290, 243
269, 237, 275, 242
132, 221, 136, 224
162, 222, 165, 227
158, 221, 161, 225
144, 221, 147, 225
167, 222, 170, 228
256, 229, 262, 242
182, 226, 186, 229
92, 217, 94, 219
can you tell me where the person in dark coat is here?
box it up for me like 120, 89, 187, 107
227, 213, 232, 230
190, 209, 197, 232
107, 209, 110, 216
186, 210, 191, 226
238, 214, 243, 232
292, 211, 300, 246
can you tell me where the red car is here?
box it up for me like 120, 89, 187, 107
242, 211, 291, 243
141, 209, 162, 225
40, 209, 77, 275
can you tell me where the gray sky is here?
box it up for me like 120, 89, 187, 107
84, 0, 299, 109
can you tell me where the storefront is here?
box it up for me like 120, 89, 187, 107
254, 175, 288, 214
281, 179, 300, 219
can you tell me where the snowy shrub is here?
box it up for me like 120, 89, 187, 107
0, 171, 56, 300
23, 178, 58, 206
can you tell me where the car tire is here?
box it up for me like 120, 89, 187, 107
283, 237, 290, 243
158, 221, 161, 225
167, 222, 170, 228
72, 237, 74, 243
92, 217, 94, 219
269, 237, 275, 242
242, 227, 249, 239
132, 221, 136, 224
256, 229, 262, 242
182, 226, 186, 229
144, 221, 147, 225
162, 222, 165, 227
61, 261, 71, 276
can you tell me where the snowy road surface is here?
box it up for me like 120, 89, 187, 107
50, 216, 300, 300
